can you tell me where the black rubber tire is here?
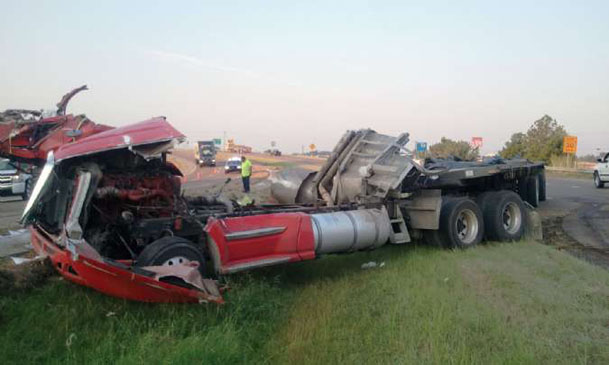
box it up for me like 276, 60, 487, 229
480, 190, 526, 242
438, 198, 484, 249
135, 236, 206, 276
525, 176, 539, 207
423, 229, 445, 248
594, 172, 605, 189
538, 171, 546, 201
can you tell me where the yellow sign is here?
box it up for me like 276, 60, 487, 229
309, 144, 316, 151
563, 136, 577, 154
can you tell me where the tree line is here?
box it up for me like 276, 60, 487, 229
427, 115, 568, 163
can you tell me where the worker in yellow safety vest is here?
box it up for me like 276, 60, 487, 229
241, 156, 252, 193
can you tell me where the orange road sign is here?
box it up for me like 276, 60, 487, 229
563, 136, 577, 154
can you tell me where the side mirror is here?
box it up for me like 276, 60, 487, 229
598, 158, 603, 163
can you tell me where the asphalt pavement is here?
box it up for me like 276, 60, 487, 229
540, 175, 609, 250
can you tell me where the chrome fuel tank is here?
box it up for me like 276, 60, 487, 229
310, 207, 391, 254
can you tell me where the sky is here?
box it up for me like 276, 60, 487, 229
1, 0, 608, 155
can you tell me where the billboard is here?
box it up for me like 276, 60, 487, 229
471, 137, 483, 149
563, 136, 578, 154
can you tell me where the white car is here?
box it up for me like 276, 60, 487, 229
0, 158, 33, 200
594, 152, 609, 188
224, 157, 242, 174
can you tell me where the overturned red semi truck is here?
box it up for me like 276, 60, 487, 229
1, 88, 546, 303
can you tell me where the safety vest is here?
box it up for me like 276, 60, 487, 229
241, 159, 252, 177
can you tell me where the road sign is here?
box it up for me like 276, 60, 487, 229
416, 142, 427, 152
471, 137, 483, 148
309, 144, 316, 151
563, 136, 578, 154
213, 138, 222, 146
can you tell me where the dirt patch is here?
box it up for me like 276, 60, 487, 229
0, 256, 55, 294
542, 216, 609, 270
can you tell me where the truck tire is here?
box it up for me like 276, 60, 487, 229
438, 198, 484, 249
538, 171, 546, 201
525, 176, 539, 207
594, 172, 605, 188
135, 236, 206, 278
481, 190, 525, 242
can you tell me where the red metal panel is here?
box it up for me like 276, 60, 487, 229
30, 227, 222, 303
206, 212, 316, 274
54, 117, 184, 161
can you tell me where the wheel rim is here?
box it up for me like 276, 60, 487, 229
455, 209, 479, 245
161, 256, 192, 266
502, 202, 522, 234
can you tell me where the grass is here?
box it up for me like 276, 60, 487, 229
2, 241, 609, 364
546, 169, 593, 180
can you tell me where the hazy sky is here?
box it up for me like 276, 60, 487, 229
1, 1, 607, 155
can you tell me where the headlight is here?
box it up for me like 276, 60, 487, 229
225, 166, 229, 169
11, 175, 23, 183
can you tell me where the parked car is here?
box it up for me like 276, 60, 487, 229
224, 157, 242, 173
0, 158, 33, 200
594, 152, 609, 188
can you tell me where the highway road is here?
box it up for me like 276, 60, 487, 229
540, 175, 609, 251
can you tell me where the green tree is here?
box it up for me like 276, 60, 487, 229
429, 137, 479, 160
500, 115, 567, 163
525, 115, 567, 162
500, 132, 526, 159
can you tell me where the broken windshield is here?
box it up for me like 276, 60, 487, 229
21, 151, 55, 224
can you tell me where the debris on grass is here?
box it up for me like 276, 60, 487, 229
0, 256, 55, 293
361, 261, 385, 270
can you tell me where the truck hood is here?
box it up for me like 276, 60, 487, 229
21, 117, 185, 224
54, 117, 185, 162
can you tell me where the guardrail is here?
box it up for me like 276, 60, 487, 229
546, 166, 594, 174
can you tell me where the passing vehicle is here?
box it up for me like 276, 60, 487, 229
224, 157, 242, 174
195, 141, 216, 166
594, 152, 609, 188
0, 158, 33, 200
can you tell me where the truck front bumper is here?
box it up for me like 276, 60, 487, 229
30, 226, 224, 304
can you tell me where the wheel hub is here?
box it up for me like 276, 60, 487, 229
502, 202, 522, 234
455, 209, 478, 245
161, 256, 192, 267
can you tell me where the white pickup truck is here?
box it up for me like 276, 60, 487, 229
0, 158, 33, 200
594, 152, 609, 188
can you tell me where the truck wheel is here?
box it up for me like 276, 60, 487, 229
439, 198, 484, 249
135, 236, 206, 278
481, 191, 525, 242
525, 176, 539, 207
538, 171, 546, 201
594, 172, 605, 188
